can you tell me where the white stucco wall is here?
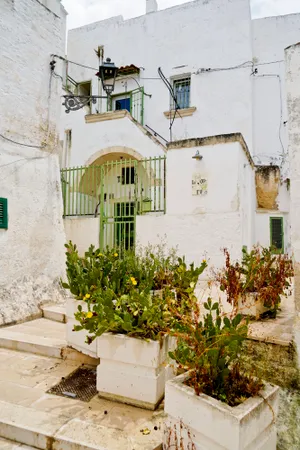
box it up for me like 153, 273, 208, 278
255, 211, 290, 253
0, 0, 67, 324
62, 1, 300, 169
64, 217, 99, 255
254, 178, 290, 253
137, 136, 254, 269
252, 14, 300, 169
62, 113, 165, 168
64, 0, 253, 152
286, 43, 300, 314
60, 0, 299, 265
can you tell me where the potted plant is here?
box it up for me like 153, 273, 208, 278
142, 197, 152, 213
62, 242, 207, 409
74, 286, 175, 410
215, 247, 294, 319
62, 242, 130, 357
62, 242, 161, 356
164, 298, 280, 450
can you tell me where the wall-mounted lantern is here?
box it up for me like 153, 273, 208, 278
192, 150, 203, 161
62, 57, 119, 113
97, 58, 118, 95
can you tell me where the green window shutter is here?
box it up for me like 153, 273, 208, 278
0, 198, 8, 229
270, 217, 283, 253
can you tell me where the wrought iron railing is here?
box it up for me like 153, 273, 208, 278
61, 156, 166, 218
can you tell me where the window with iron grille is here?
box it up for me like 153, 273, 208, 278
270, 217, 284, 253
0, 198, 8, 229
173, 77, 191, 109
121, 167, 135, 185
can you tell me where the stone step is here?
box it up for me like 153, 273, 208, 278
0, 319, 66, 359
42, 305, 66, 323
0, 400, 163, 450
0, 437, 36, 449
0, 319, 98, 365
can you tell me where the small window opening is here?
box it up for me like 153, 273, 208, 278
122, 167, 135, 185
77, 81, 92, 113
113, 95, 131, 113
172, 76, 191, 109
0, 198, 8, 229
270, 217, 284, 253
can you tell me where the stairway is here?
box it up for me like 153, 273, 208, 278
0, 305, 164, 450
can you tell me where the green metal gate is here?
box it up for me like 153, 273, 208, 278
99, 159, 138, 252
61, 156, 166, 251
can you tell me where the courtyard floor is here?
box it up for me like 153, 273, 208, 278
0, 315, 164, 450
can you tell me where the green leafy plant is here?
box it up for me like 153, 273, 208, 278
172, 258, 207, 300
62, 241, 208, 344
169, 297, 263, 406
62, 242, 158, 299
215, 246, 294, 317
73, 287, 171, 342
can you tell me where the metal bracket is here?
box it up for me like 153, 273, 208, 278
62, 95, 107, 113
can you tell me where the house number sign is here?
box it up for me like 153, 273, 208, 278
192, 173, 208, 196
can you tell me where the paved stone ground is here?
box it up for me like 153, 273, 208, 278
0, 348, 164, 449
248, 295, 295, 346
277, 389, 300, 450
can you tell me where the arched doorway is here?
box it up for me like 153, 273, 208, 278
61, 148, 166, 251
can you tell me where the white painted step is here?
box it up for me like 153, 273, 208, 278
0, 437, 36, 450
0, 319, 66, 359
0, 401, 162, 450
42, 304, 66, 323
0, 319, 98, 365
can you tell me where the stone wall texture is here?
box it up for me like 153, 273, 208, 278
0, 0, 67, 324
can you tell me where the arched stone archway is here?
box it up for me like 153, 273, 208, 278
85, 146, 144, 167
62, 147, 165, 249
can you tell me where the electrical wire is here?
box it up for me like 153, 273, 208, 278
253, 73, 286, 168
158, 67, 182, 141
0, 64, 60, 172
120, 76, 152, 98
0, 134, 46, 149
194, 59, 284, 75
52, 52, 285, 78
195, 61, 254, 74
51, 54, 98, 72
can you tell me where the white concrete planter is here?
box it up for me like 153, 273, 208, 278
66, 297, 97, 358
96, 333, 175, 410
238, 293, 269, 318
164, 371, 279, 450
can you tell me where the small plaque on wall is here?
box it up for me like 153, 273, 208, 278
192, 173, 208, 196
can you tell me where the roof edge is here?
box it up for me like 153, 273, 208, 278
167, 133, 254, 167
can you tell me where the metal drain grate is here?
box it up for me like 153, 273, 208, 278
47, 366, 97, 402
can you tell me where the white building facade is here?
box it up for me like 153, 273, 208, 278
60, 0, 298, 264
0, 0, 67, 324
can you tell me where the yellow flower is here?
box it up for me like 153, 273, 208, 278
130, 277, 137, 286
202, 259, 207, 264
98, 253, 103, 257
114, 253, 118, 257
86, 312, 93, 319
84, 293, 91, 299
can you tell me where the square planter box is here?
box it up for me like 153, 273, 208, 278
238, 293, 269, 318
142, 200, 152, 213
96, 333, 175, 410
66, 297, 97, 358
164, 371, 279, 450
